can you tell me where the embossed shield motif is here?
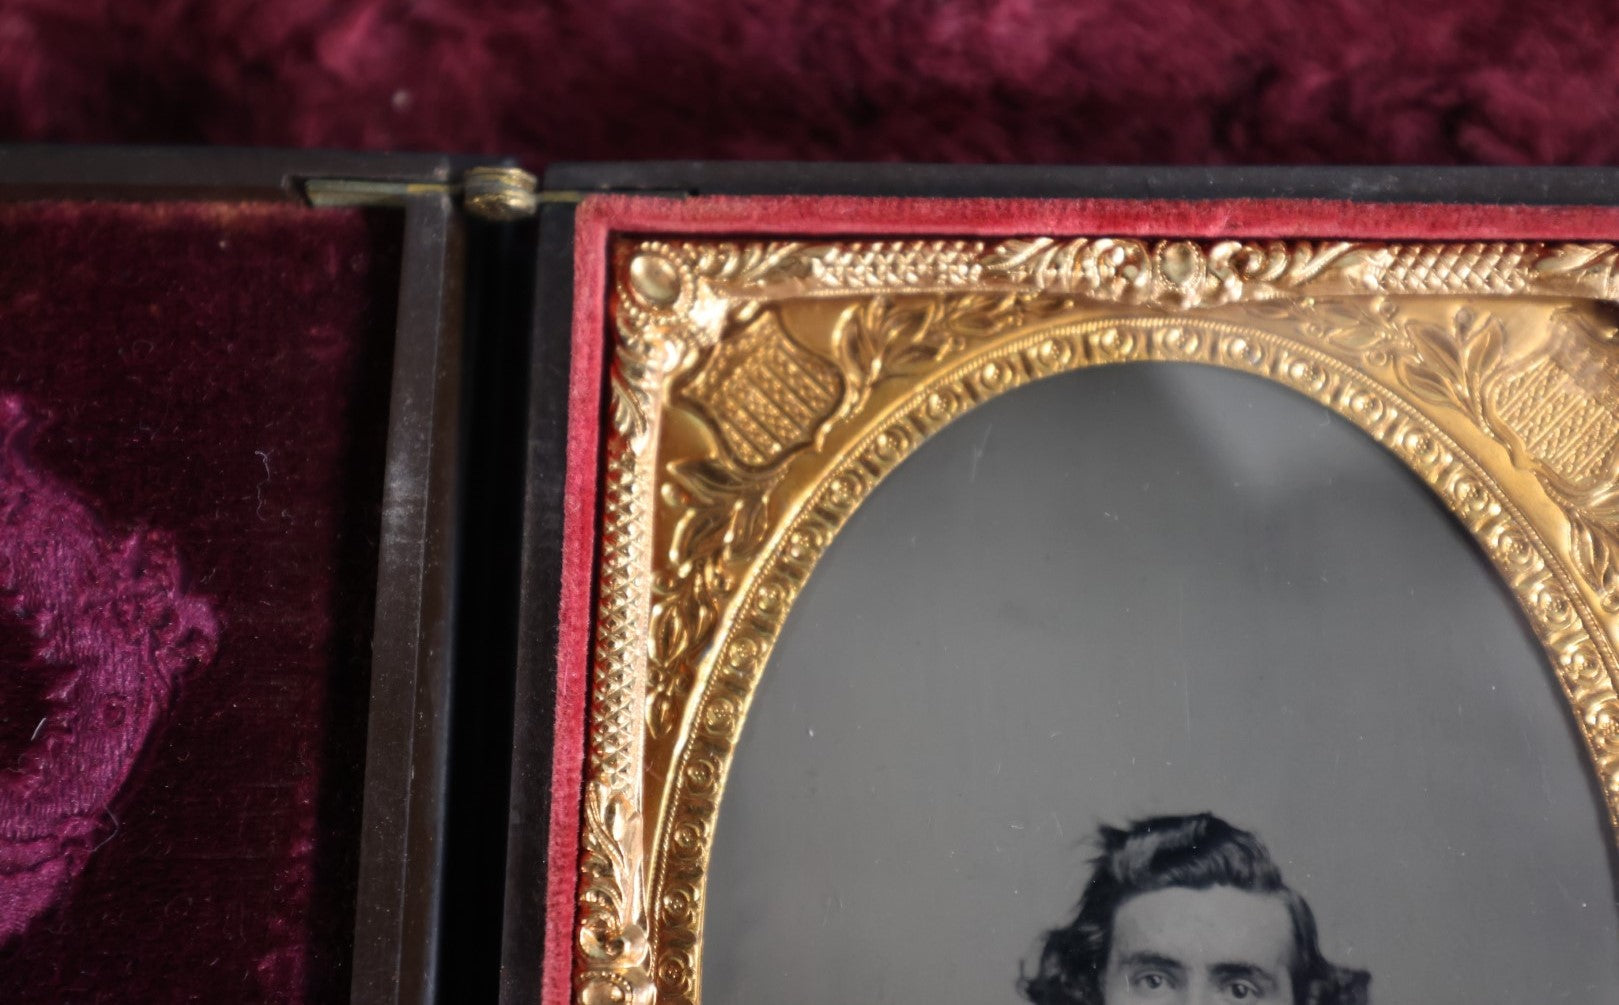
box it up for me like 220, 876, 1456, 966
681, 313, 841, 470
1491, 332, 1619, 489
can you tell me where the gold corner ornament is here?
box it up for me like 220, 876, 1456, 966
575, 236, 1619, 1003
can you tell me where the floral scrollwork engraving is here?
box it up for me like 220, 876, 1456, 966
577, 781, 653, 1005
654, 236, 1619, 308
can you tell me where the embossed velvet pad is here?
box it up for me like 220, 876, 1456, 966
0, 202, 401, 1003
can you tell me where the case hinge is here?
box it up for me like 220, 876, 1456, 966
302, 166, 543, 220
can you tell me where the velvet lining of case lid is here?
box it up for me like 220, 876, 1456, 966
544, 193, 1619, 1005
0, 200, 402, 1004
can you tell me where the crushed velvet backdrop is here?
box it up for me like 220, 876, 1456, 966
0, 0, 1618, 165
0, 203, 401, 1003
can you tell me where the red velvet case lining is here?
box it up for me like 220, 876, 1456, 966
0, 201, 402, 1004
546, 193, 1619, 1004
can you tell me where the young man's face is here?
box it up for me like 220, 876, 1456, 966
1101, 886, 1296, 1004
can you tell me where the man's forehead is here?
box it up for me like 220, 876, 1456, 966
1109, 886, 1295, 970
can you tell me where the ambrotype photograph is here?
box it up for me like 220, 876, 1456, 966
573, 233, 1619, 1005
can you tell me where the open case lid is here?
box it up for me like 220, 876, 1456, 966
509, 163, 1619, 1005
0, 147, 540, 1005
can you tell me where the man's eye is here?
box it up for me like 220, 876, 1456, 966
1223, 979, 1265, 1000
1130, 970, 1175, 992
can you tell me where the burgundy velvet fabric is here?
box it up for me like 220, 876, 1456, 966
0, 202, 401, 1004
0, 393, 222, 944
2, 0, 1619, 165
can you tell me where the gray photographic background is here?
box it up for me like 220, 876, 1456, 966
701, 362, 1619, 1003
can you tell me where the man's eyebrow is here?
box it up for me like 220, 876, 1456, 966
1209, 962, 1280, 989
1116, 952, 1185, 972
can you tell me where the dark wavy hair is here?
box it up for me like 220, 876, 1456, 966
1019, 813, 1370, 1005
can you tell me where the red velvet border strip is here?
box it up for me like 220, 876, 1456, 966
543, 193, 1619, 1005
542, 197, 608, 1005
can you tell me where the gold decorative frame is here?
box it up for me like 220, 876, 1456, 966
573, 236, 1619, 1005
